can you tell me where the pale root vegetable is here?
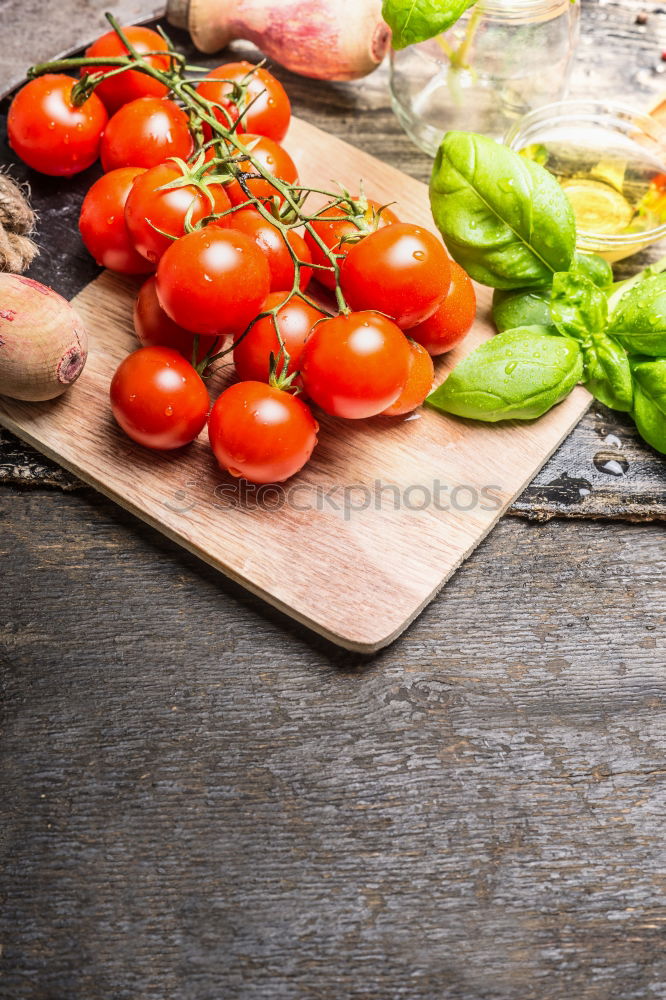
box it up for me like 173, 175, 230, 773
167, 0, 390, 80
0, 274, 88, 401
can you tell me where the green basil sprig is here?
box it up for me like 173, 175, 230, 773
550, 271, 632, 412
491, 254, 612, 333
631, 359, 666, 453
429, 132, 576, 289
426, 327, 583, 421
550, 270, 608, 340
426, 130, 666, 453
608, 274, 666, 356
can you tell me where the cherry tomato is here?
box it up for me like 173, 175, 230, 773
213, 135, 298, 207
124, 160, 232, 264
208, 381, 317, 483
156, 227, 271, 335
83, 26, 171, 114
110, 346, 209, 450
233, 292, 324, 382
407, 261, 476, 355
7, 74, 108, 176
197, 61, 291, 142
134, 276, 223, 363
218, 208, 311, 291
79, 167, 154, 275
340, 223, 451, 329
100, 97, 193, 171
304, 198, 399, 291
300, 311, 410, 419
382, 341, 434, 416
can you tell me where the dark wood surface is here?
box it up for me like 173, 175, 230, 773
1, 3, 666, 998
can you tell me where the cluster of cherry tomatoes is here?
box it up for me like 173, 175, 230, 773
8, 23, 476, 484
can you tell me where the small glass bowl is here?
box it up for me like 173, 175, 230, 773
504, 100, 666, 262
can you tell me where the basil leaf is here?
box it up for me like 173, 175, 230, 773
492, 286, 555, 333
382, 0, 478, 48
582, 331, 633, 412
426, 326, 583, 422
429, 132, 576, 289
573, 252, 613, 290
608, 274, 666, 356
492, 257, 612, 334
550, 271, 608, 340
631, 358, 666, 454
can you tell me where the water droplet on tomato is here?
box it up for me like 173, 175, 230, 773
129, 393, 137, 402
413, 250, 426, 261
48, 122, 56, 130
164, 405, 174, 416
63, 135, 70, 144
107, 216, 115, 225
228, 466, 243, 477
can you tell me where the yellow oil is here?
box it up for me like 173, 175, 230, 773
519, 142, 666, 259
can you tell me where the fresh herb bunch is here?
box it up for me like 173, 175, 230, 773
427, 131, 666, 456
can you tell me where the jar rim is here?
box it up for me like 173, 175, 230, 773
479, 0, 574, 19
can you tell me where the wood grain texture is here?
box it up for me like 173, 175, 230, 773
0, 115, 592, 649
1, 488, 665, 1000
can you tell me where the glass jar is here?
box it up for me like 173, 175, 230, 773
389, 0, 580, 155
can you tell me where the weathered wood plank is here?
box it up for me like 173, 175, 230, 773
1, 487, 665, 999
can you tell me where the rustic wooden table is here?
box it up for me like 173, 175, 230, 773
1, 1, 665, 997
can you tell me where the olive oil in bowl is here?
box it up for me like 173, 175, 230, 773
505, 101, 666, 262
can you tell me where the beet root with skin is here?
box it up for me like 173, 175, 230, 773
0, 273, 88, 401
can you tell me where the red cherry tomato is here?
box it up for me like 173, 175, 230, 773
208, 381, 318, 483
219, 208, 311, 292
233, 292, 324, 382
100, 97, 193, 171
83, 26, 171, 114
300, 311, 410, 419
7, 74, 107, 176
382, 341, 434, 416
304, 198, 399, 291
197, 61, 291, 142
407, 261, 476, 355
212, 135, 297, 207
156, 227, 271, 335
124, 160, 232, 264
79, 167, 154, 275
340, 223, 451, 329
134, 276, 223, 363
110, 346, 209, 450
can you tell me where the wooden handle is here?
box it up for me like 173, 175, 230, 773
167, 0, 391, 80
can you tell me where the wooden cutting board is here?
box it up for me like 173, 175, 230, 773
0, 117, 591, 651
